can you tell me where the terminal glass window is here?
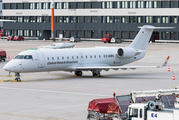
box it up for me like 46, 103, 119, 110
129, 31, 136, 39
137, 1, 144, 8
30, 30, 35, 36
70, 16, 76, 23
30, 3, 35, 9
102, 2, 106, 8
17, 3, 23, 9
56, 3, 62, 9
23, 3, 29, 9
129, 16, 135, 23
145, 1, 152, 8
63, 16, 69, 23
170, 1, 178, 8
106, 2, 112, 9
122, 31, 128, 39
70, 2, 76, 9
56, 16, 62, 23
30, 16, 35, 23
10, 3, 16, 9
85, 31, 90, 38
18, 30, 22, 36
91, 31, 97, 38
42, 16, 49, 23
62, 2, 69, 9
122, 1, 128, 8
92, 16, 97, 23
122, 16, 128, 23
114, 16, 120, 23
63, 30, 69, 37
70, 30, 76, 37
17, 17, 23, 22
102, 16, 106, 23
162, 32, 169, 39
24, 16, 29, 22
77, 30, 83, 38
12, 30, 16, 36
77, 16, 83, 23
77, 2, 83, 9
37, 3, 41, 9
154, 1, 160, 8
170, 16, 177, 23
113, 2, 120, 8
114, 31, 120, 38
146, 16, 152, 23
42, 3, 48, 9
91, 2, 98, 9
11, 16, 17, 22
4, 3, 10, 9
130, 1, 136, 8
84, 16, 91, 23
56, 30, 62, 37
37, 16, 42, 23
24, 30, 29, 36
171, 32, 177, 39
84, 2, 91, 9
153, 16, 160, 23
162, 16, 169, 23
4, 30, 10, 36
37, 30, 41, 37
137, 16, 143, 23
161, 1, 168, 8
107, 16, 113, 23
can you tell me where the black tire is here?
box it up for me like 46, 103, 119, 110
104, 42, 106, 43
3, 59, 5, 61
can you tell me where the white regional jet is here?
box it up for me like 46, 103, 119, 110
3, 25, 171, 81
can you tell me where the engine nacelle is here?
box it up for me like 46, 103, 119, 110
117, 47, 137, 58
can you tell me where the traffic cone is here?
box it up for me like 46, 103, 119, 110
7, 54, 10, 60
172, 73, 175, 80
168, 65, 170, 72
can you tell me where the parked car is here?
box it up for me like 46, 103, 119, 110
70, 37, 81, 42
7, 35, 14, 41
13, 35, 24, 41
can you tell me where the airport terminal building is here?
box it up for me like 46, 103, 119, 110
2, 0, 179, 40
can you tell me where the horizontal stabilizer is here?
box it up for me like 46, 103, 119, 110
138, 26, 175, 30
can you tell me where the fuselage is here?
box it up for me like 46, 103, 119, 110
3, 47, 146, 73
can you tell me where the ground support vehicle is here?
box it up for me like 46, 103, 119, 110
0, 49, 6, 61
101, 34, 112, 43
70, 37, 80, 42
111, 37, 122, 43
87, 88, 179, 120
7, 35, 14, 41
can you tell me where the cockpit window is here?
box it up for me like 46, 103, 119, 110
15, 55, 24, 59
24, 55, 33, 59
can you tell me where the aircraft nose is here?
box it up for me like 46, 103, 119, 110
3, 62, 12, 71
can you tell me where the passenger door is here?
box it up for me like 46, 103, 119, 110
35, 51, 45, 68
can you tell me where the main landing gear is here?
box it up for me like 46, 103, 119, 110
15, 73, 21, 82
92, 70, 101, 77
74, 71, 83, 76
74, 70, 101, 77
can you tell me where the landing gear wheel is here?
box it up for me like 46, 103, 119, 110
74, 71, 83, 76
15, 73, 21, 82
92, 70, 101, 77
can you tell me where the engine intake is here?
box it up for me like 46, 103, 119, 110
117, 47, 137, 58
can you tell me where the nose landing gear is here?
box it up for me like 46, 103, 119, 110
74, 71, 83, 76
92, 70, 101, 77
15, 73, 21, 82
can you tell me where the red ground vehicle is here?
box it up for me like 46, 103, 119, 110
0, 30, 3, 37
101, 34, 112, 43
0, 49, 6, 61
7, 35, 14, 41
13, 35, 24, 41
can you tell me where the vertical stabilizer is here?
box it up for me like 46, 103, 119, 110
130, 25, 174, 50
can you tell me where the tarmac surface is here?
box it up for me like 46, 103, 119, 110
0, 40, 179, 120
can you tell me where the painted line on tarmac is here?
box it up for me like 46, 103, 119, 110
0, 87, 112, 97
0, 113, 63, 120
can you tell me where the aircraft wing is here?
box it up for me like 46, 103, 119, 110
76, 56, 170, 71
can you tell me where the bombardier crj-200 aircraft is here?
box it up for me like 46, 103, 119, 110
3, 25, 171, 81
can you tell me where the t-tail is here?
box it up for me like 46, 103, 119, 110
130, 25, 174, 50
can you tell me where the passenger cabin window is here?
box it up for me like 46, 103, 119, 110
47, 57, 49, 60
99, 55, 101, 58
67, 56, 69, 59
52, 57, 54, 60
94, 55, 96, 58
24, 55, 33, 59
90, 55, 92, 58
62, 56, 64, 59
72, 56, 74, 59
57, 57, 59, 60
15, 55, 24, 59
86, 55, 87, 58
76, 56, 78, 59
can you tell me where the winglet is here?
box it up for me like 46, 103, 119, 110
162, 56, 170, 67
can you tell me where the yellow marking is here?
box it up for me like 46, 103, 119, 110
94, 76, 98, 77
0, 113, 63, 120
0, 75, 15, 77
74, 75, 77, 76
14, 80, 18, 82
